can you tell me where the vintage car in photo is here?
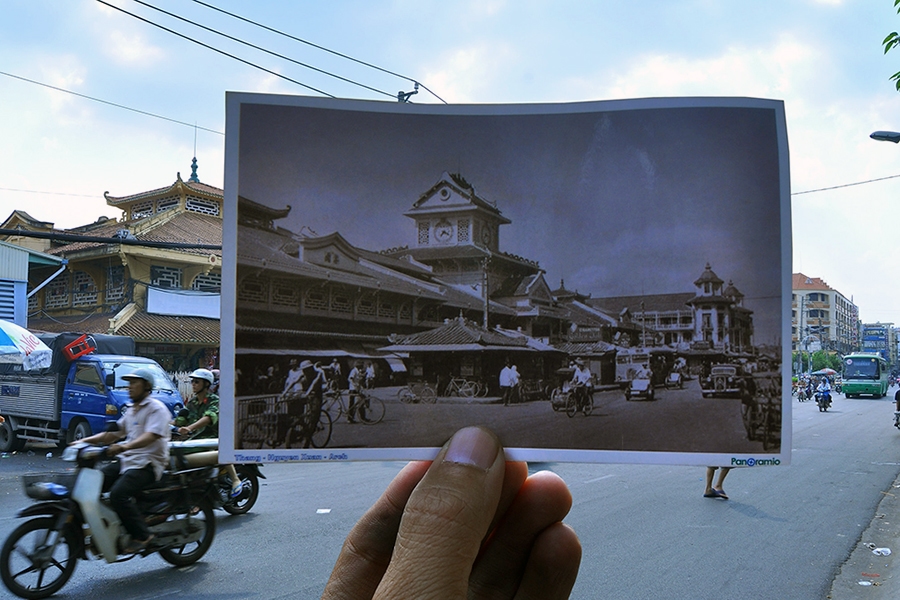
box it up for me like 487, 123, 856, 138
700, 364, 741, 398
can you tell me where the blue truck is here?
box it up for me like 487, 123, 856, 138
0, 332, 183, 452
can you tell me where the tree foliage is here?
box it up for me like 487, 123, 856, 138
884, 0, 900, 90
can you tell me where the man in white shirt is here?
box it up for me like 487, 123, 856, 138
75, 367, 170, 554
500, 361, 514, 406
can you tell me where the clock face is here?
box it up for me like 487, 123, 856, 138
481, 226, 492, 245
435, 223, 453, 242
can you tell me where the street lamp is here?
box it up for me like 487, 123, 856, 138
870, 130, 900, 143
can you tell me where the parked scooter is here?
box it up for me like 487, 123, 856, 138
1, 443, 218, 599
815, 390, 832, 412
169, 435, 265, 515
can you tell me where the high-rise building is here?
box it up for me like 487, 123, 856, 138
791, 273, 858, 356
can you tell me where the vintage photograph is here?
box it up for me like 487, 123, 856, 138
220, 94, 789, 464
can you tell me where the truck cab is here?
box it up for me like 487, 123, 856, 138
63, 355, 183, 443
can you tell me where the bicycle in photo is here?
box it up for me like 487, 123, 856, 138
239, 394, 332, 449
444, 377, 477, 398
323, 388, 386, 424
397, 381, 437, 404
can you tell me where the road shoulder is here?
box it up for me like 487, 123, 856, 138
830, 470, 900, 598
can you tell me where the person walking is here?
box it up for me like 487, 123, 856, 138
703, 466, 731, 499
499, 361, 514, 406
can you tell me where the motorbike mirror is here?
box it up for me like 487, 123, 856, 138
105, 420, 120, 433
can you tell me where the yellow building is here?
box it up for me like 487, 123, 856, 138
0, 163, 221, 371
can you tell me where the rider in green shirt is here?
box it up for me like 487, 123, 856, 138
175, 368, 241, 498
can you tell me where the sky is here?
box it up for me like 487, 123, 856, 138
1, 0, 899, 326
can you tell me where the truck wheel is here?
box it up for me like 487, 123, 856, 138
66, 420, 92, 445
0, 419, 24, 453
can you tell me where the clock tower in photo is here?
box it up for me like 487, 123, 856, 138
405, 171, 508, 253
384, 171, 541, 295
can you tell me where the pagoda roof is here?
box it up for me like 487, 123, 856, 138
117, 311, 219, 345
47, 210, 222, 259
1, 210, 55, 231
104, 173, 223, 206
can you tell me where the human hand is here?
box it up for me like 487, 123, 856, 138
322, 426, 581, 600
178, 426, 191, 436
107, 443, 126, 456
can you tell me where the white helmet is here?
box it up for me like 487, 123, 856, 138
190, 368, 216, 386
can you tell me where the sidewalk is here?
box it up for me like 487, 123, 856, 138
830, 470, 900, 598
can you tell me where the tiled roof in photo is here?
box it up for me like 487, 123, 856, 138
590, 292, 695, 315
391, 317, 527, 348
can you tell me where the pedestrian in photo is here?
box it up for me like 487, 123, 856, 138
510, 365, 520, 404
348, 361, 365, 423
703, 466, 731, 499
365, 361, 376, 389
499, 361, 514, 406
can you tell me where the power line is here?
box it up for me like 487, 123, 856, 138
0, 228, 222, 250
95, 0, 335, 98
0, 70, 224, 135
129, 0, 397, 100
190, 0, 448, 104
791, 173, 900, 195
0, 187, 98, 198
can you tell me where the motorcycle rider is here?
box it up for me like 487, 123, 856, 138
175, 368, 242, 498
816, 377, 832, 408
73, 367, 170, 554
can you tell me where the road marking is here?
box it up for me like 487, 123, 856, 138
584, 474, 614, 483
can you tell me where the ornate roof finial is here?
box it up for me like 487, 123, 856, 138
188, 157, 200, 183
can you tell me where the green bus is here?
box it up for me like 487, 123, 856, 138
842, 353, 890, 398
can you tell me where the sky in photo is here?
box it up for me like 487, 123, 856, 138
235, 97, 785, 343
2, 0, 899, 325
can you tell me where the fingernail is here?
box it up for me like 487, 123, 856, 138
444, 427, 498, 469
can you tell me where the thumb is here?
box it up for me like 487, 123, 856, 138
374, 427, 505, 599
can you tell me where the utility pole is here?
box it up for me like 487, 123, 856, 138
482, 257, 489, 329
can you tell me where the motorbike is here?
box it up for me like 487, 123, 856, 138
815, 389, 832, 412
797, 387, 811, 402
1, 443, 218, 599
169, 434, 265, 515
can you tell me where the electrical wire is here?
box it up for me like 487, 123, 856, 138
0, 186, 98, 198
190, 0, 447, 103
0, 70, 224, 135
129, 0, 397, 100
95, 0, 335, 98
791, 173, 900, 195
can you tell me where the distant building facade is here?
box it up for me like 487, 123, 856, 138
791, 273, 858, 355
861, 322, 896, 366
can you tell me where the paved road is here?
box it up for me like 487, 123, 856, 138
0, 391, 897, 599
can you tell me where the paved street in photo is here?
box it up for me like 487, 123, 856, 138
324, 381, 767, 454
